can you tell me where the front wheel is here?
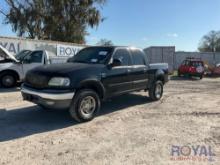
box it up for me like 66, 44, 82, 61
149, 81, 164, 101
0, 73, 16, 88
69, 89, 100, 122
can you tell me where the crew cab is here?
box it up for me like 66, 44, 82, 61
0, 45, 67, 87
21, 46, 169, 122
178, 57, 204, 79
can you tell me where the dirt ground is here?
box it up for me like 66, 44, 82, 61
0, 77, 219, 165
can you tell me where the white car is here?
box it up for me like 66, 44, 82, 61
0, 46, 68, 88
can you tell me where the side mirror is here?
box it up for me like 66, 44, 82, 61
111, 58, 122, 67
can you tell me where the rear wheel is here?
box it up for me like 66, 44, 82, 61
149, 81, 163, 101
69, 89, 100, 122
0, 73, 17, 88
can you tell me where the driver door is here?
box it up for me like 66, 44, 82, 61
21, 51, 44, 79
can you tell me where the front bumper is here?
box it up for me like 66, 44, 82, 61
21, 85, 75, 109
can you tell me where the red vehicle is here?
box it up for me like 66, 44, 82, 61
178, 58, 204, 79
211, 63, 220, 76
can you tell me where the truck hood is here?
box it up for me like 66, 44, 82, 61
30, 63, 104, 78
0, 45, 19, 62
33, 62, 104, 75
25, 63, 105, 89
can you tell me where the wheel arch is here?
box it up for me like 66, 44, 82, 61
155, 69, 165, 84
76, 79, 106, 100
0, 69, 20, 81
147, 69, 165, 89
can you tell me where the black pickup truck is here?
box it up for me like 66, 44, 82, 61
21, 46, 169, 122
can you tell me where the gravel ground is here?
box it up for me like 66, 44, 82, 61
0, 77, 220, 165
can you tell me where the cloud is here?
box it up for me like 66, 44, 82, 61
167, 33, 178, 38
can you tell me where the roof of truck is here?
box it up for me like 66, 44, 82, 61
87, 46, 143, 50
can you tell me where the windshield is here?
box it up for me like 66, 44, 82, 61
15, 50, 32, 60
68, 47, 113, 64
191, 61, 204, 67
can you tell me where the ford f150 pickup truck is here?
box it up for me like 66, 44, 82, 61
21, 46, 169, 122
0, 45, 67, 88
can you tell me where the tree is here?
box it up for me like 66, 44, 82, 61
198, 30, 220, 52
96, 39, 113, 46
1, 0, 106, 44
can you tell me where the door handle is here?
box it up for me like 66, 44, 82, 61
143, 68, 147, 72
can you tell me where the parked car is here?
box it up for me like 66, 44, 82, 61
178, 57, 204, 79
211, 63, 220, 76
0, 45, 68, 88
21, 46, 169, 122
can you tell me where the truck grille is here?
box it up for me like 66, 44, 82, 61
25, 72, 50, 89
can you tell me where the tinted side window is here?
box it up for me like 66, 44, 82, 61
113, 49, 131, 66
24, 51, 43, 63
132, 50, 146, 65
192, 61, 204, 67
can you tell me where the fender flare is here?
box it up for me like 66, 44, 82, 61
147, 69, 165, 88
155, 69, 165, 82
76, 79, 106, 99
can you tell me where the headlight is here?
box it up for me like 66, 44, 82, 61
48, 77, 70, 87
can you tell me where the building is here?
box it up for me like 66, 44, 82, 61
144, 46, 175, 72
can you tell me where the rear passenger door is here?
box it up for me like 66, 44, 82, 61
130, 49, 148, 90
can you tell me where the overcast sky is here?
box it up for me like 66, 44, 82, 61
1, 0, 220, 51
